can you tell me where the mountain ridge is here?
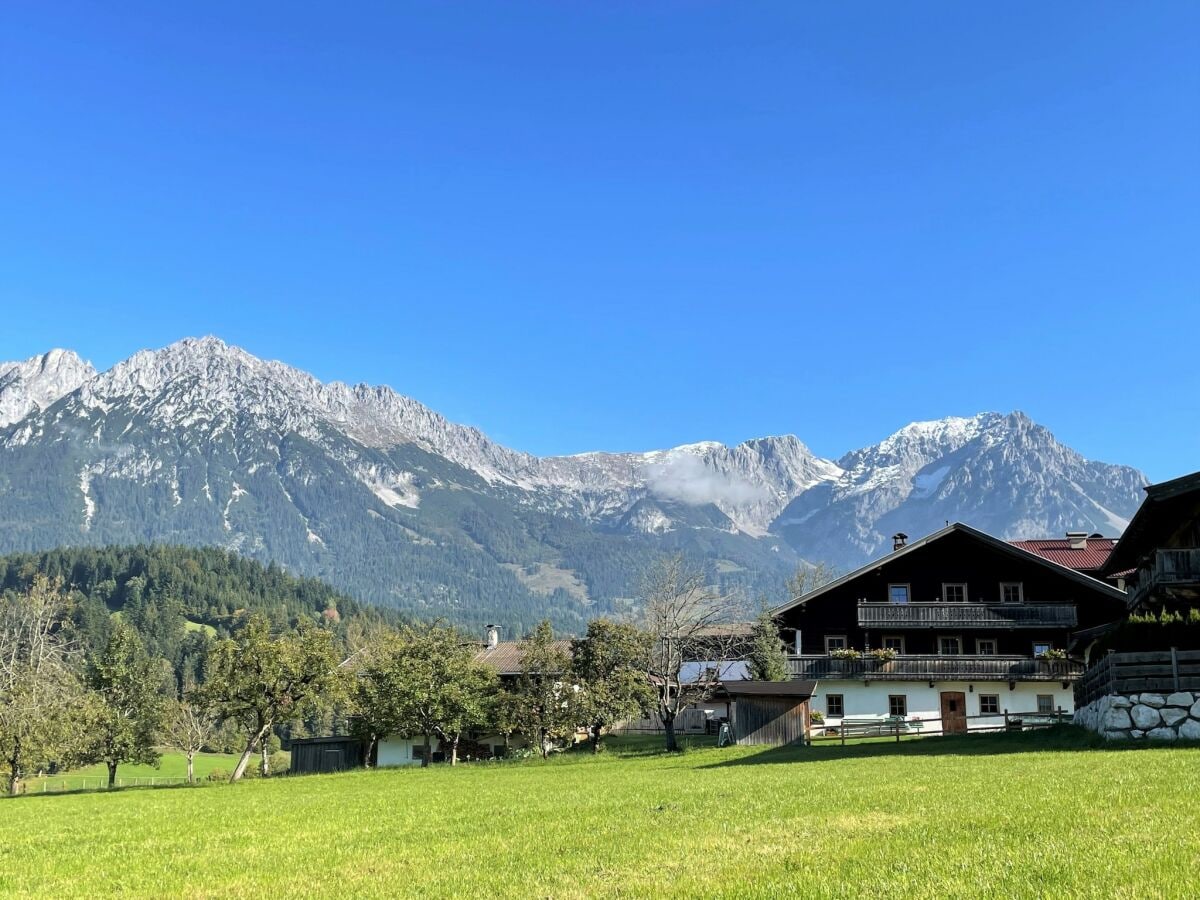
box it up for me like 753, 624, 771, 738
0, 337, 1148, 628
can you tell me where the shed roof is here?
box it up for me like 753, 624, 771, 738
722, 679, 817, 699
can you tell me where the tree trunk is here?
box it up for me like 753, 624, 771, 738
663, 715, 679, 752
590, 723, 602, 753
186, 751, 195, 784
232, 724, 270, 781
421, 732, 431, 768
366, 736, 378, 769
107, 760, 118, 789
450, 734, 459, 767
8, 741, 21, 797
260, 742, 270, 778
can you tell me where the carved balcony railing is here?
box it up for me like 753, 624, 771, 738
786, 654, 1084, 682
1126, 548, 1200, 609
857, 602, 1077, 629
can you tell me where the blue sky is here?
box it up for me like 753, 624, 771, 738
2, 3, 1197, 480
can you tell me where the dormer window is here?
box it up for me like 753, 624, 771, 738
942, 583, 967, 603
888, 584, 910, 605
1000, 582, 1024, 604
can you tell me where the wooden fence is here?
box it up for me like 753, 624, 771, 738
808, 709, 1071, 746
1075, 649, 1200, 708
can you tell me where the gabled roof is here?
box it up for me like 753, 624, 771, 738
772, 522, 1128, 615
1009, 537, 1117, 572
473, 640, 573, 676
1104, 470, 1200, 575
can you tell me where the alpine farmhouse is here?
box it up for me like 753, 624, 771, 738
773, 523, 1128, 733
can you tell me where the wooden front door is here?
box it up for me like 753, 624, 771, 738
940, 691, 967, 734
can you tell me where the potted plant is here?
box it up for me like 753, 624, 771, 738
829, 647, 861, 660
866, 648, 897, 662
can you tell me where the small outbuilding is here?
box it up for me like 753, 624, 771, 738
725, 680, 817, 747
289, 736, 368, 774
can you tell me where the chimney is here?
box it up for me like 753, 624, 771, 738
892, 533, 908, 552
1067, 531, 1088, 551
485, 624, 500, 649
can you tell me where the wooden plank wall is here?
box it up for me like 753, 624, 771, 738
289, 739, 366, 774
733, 697, 809, 746
1076, 650, 1200, 707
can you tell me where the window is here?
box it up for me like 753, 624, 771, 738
975, 638, 998, 655
888, 584, 910, 605
1032, 641, 1052, 658
882, 635, 905, 653
938, 635, 962, 655
825, 635, 847, 653
942, 583, 967, 603
826, 694, 844, 717
1000, 582, 1024, 604
888, 695, 907, 717
1037, 695, 1055, 714
412, 744, 425, 761
979, 694, 1000, 715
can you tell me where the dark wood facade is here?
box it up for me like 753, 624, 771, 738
774, 524, 1128, 678
289, 736, 368, 775
1103, 471, 1200, 612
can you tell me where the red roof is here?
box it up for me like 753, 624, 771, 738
1009, 537, 1117, 573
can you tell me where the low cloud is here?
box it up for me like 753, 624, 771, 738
645, 454, 768, 508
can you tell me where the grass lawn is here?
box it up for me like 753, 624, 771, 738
1, 728, 1198, 898
24, 750, 259, 792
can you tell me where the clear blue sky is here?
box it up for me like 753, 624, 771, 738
2, 3, 1197, 480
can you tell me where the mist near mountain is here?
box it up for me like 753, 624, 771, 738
0, 338, 1147, 630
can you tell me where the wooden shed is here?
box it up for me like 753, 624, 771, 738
289, 736, 368, 775
726, 680, 817, 747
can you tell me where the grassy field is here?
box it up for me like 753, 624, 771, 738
1, 728, 1198, 898
24, 750, 260, 792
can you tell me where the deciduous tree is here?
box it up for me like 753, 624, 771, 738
201, 615, 344, 781
570, 619, 653, 752
642, 556, 746, 752
87, 619, 169, 788
0, 575, 87, 795
164, 694, 221, 783
514, 620, 578, 759
351, 623, 495, 767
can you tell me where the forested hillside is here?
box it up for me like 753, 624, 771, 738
0, 545, 402, 689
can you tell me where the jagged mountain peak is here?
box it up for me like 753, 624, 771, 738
0, 348, 96, 427
0, 337, 1150, 628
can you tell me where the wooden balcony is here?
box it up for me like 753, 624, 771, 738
857, 601, 1077, 629
786, 654, 1084, 682
1126, 548, 1200, 609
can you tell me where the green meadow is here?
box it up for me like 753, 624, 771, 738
23, 751, 251, 793
2, 729, 1197, 898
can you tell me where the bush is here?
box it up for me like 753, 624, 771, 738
1094, 607, 1200, 654
206, 769, 228, 782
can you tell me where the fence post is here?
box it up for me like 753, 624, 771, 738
895, 721, 900, 744
1171, 647, 1180, 692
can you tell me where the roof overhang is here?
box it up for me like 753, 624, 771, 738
772, 522, 1129, 616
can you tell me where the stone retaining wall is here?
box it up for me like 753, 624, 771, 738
1074, 690, 1200, 741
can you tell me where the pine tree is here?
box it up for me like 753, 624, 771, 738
746, 609, 788, 682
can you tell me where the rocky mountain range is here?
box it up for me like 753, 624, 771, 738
0, 337, 1148, 631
